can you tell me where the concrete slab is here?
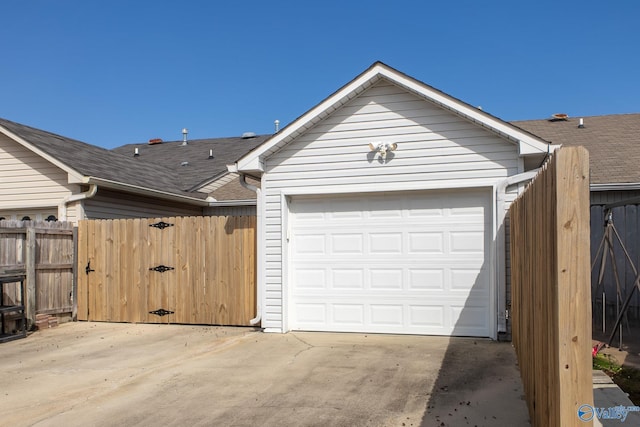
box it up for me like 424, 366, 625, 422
591, 371, 640, 426
0, 322, 530, 426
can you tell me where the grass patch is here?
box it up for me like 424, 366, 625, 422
593, 353, 640, 405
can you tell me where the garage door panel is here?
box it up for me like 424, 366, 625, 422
289, 190, 492, 337
293, 264, 488, 292
332, 234, 364, 253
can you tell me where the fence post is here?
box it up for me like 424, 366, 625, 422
25, 226, 36, 329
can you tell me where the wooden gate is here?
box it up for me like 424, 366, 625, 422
77, 216, 256, 326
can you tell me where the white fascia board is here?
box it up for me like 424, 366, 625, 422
0, 124, 85, 183
235, 66, 382, 172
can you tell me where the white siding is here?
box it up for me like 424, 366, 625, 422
82, 190, 203, 219
0, 133, 74, 209
261, 80, 521, 331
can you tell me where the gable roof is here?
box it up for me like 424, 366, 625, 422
512, 114, 640, 187
112, 135, 268, 192
233, 61, 551, 173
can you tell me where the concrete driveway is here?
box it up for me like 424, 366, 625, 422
1, 322, 529, 426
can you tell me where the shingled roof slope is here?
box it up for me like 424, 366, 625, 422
512, 114, 640, 185
112, 135, 269, 192
0, 117, 201, 198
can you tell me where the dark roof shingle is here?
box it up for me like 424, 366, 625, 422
512, 114, 640, 185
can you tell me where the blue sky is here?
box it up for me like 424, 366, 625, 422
1, 1, 638, 149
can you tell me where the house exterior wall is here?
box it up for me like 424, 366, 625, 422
82, 189, 203, 219
0, 133, 75, 210
204, 205, 256, 216
260, 80, 522, 332
591, 190, 640, 206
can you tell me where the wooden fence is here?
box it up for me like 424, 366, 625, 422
0, 220, 76, 327
77, 216, 256, 326
510, 147, 593, 427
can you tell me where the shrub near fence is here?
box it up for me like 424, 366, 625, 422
510, 147, 593, 427
0, 220, 75, 328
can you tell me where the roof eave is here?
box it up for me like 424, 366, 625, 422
83, 176, 209, 206
591, 183, 640, 192
0, 123, 85, 182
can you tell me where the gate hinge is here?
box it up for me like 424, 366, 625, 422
149, 265, 174, 273
149, 309, 174, 317
149, 221, 174, 230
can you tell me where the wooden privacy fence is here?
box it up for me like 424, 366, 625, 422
77, 216, 256, 326
0, 220, 75, 327
510, 147, 593, 427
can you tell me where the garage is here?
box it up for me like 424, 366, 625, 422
288, 189, 492, 337
231, 62, 551, 338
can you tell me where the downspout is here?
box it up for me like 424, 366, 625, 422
495, 169, 540, 337
237, 173, 262, 326
58, 184, 98, 222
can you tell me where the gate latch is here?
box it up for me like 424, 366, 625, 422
85, 261, 95, 275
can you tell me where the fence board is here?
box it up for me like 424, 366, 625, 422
0, 220, 75, 327
510, 147, 592, 427
78, 216, 256, 326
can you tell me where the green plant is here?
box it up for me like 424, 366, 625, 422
593, 353, 623, 375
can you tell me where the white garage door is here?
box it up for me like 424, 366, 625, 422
288, 189, 492, 337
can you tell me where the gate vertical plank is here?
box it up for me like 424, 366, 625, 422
77, 221, 89, 320
147, 218, 161, 324
204, 216, 217, 324
138, 218, 151, 323
128, 218, 141, 323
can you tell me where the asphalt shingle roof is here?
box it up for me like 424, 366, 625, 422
112, 135, 269, 192
1, 117, 269, 201
512, 114, 640, 185
0, 117, 199, 198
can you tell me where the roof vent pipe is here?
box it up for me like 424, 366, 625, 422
134, 147, 139, 157
181, 128, 188, 146
274, 119, 280, 133
578, 118, 585, 128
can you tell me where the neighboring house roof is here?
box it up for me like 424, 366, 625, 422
512, 114, 640, 187
233, 61, 551, 173
112, 136, 268, 192
0, 117, 268, 203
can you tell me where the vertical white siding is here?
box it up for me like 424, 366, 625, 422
0, 134, 73, 208
260, 80, 521, 331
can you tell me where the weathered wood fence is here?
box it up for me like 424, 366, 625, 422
0, 220, 76, 327
510, 147, 593, 427
77, 216, 256, 326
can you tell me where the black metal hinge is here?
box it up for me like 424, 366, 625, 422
149, 221, 174, 230
149, 308, 174, 317
149, 265, 174, 273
